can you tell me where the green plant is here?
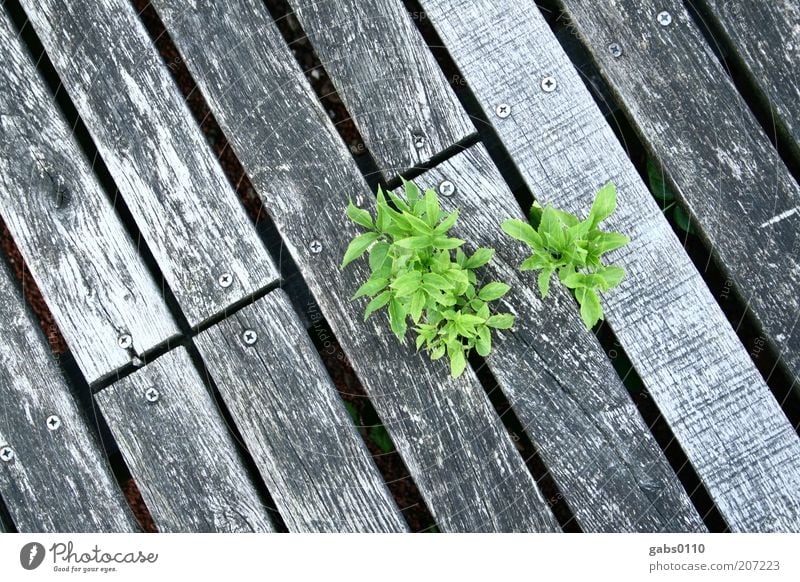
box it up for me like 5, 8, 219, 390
341, 180, 515, 378
501, 182, 629, 328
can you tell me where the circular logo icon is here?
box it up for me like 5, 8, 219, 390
20, 542, 46, 570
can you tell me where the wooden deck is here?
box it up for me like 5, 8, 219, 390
0, 0, 798, 533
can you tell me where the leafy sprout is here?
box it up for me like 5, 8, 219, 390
341, 179, 515, 378
501, 182, 629, 328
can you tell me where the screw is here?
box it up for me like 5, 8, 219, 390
0, 446, 14, 462
46, 415, 61, 431
412, 134, 426, 149
495, 103, 511, 119
438, 180, 455, 197
657, 10, 672, 26
309, 239, 323, 254
145, 387, 160, 403
242, 329, 258, 346
608, 42, 623, 58
118, 333, 132, 350
540, 76, 557, 93
218, 273, 233, 288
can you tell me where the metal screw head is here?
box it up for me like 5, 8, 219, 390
608, 42, 623, 58
218, 273, 233, 288
46, 415, 61, 431
0, 446, 14, 462
145, 387, 160, 403
495, 103, 511, 119
117, 333, 133, 350
657, 10, 672, 26
242, 329, 258, 346
540, 76, 557, 93
438, 180, 455, 197
309, 239, 323, 254
412, 133, 426, 149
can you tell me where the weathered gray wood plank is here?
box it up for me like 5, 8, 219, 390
0, 10, 179, 384
151, 0, 559, 532
419, 0, 800, 532
556, 0, 800, 394
285, 0, 475, 175
18, 0, 279, 327
0, 260, 137, 533
402, 144, 704, 532
95, 346, 275, 532
195, 289, 407, 533
698, 0, 800, 152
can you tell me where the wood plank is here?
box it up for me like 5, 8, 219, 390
698, 0, 800, 151
150, 0, 559, 532
195, 289, 407, 532
95, 346, 275, 532
0, 10, 179, 384
419, 0, 800, 532
285, 0, 475, 175
0, 260, 136, 533
17, 0, 279, 327
556, 0, 800, 392
401, 144, 704, 532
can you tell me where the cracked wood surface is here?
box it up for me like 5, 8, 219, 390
18, 0, 279, 327
419, 0, 800, 532
195, 289, 408, 533
150, 0, 559, 532
0, 260, 137, 532
285, 0, 475, 177
0, 9, 179, 384
96, 347, 276, 533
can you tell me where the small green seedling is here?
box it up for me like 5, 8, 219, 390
501, 182, 629, 328
341, 180, 515, 378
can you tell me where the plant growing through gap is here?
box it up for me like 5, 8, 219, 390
501, 182, 630, 328
341, 180, 515, 378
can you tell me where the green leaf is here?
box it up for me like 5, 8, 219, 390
539, 206, 565, 249
528, 201, 544, 230
464, 248, 494, 269
596, 265, 625, 291
353, 277, 388, 299
434, 210, 458, 234
478, 282, 511, 301
341, 232, 380, 268
346, 199, 374, 230
424, 188, 440, 227
369, 425, 394, 452
403, 178, 421, 206
486, 313, 515, 329
432, 236, 465, 250
672, 204, 695, 234
410, 290, 426, 323
475, 326, 492, 357
343, 401, 360, 425
368, 241, 391, 271
592, 232, 630, 254
394, 236, 432, 250
363, 291, 392, 320
588, 182, 617, 227
575, 287, 603, 328
537, 268, 554, 298
388, 299, 407, 340
422, 272, 452, 290
449, 347, 467, 378
646, 159, 675, 202
501, 219, 542, 248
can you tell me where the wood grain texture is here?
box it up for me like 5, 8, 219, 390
0, 10, 179, 385
0, 260, 136, 533
95, 347, 275, 533
402, 144, 704, 532
18, 0, 279, 327
557, 0, 800, 390
698, 0, 800, 151
150, 0, 559, 532
419, 0, 800, 532
195, 289, 407, 533
285, 0, 475, 176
